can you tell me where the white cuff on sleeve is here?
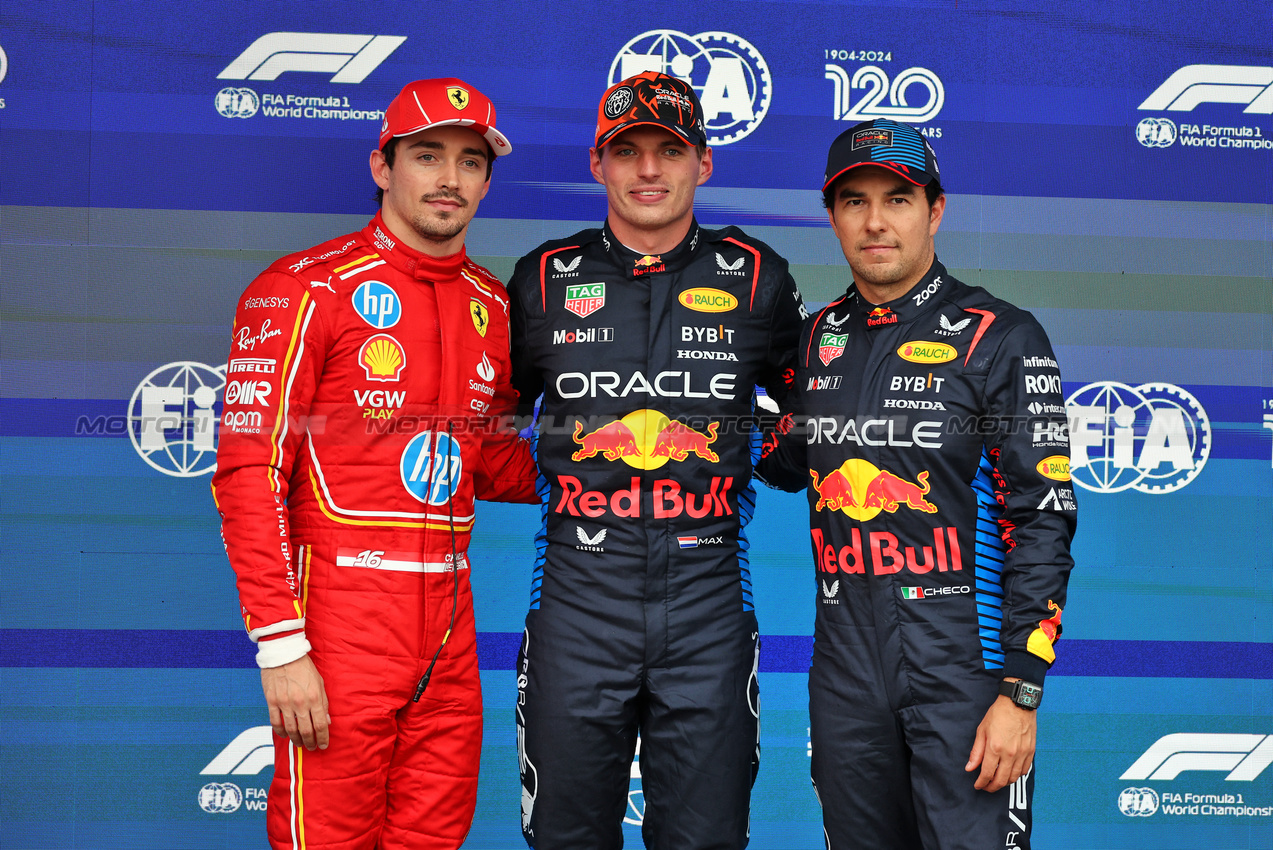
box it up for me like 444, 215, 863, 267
255, 632, 312, 669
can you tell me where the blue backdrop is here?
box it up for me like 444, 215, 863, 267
1, 1, 1271, 847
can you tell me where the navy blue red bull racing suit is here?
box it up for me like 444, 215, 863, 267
507, 220, 805, 849
757, 259, 1075, 850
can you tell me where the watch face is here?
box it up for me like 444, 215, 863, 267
1018, 682, 1042, 708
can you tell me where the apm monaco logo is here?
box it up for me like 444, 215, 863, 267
609, 30, 772, 145
1067, 382, 1210, 494
1136, 65, 1273, 151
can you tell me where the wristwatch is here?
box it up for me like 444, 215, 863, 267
999, 679, 1043, 710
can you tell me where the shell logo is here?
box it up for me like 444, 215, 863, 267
896, 341, 956, 364
360, 334, 406, 382
1036, 455, 1071, 481
680, 288, 737, 313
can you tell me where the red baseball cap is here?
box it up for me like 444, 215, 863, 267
379, 78, 512, 156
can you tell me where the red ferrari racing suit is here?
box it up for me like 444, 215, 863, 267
212, 214, 537, 849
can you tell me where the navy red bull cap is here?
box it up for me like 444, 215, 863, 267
380, 78, 512, 156
822, 118, 940, 191
595, 71, 708, 149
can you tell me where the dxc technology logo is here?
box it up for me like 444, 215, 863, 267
1066, 381, 1210, 494
219, 33, 406, 83
609, 30, 771, 145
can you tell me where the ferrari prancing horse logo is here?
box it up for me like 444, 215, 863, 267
448, 87, 470, 110
470, 299, 489, 337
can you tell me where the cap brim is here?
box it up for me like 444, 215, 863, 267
822, 161, 931, 192
387, 118, 513, 156
596, 120, 703, 150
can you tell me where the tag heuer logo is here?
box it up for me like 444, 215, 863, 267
818, 332, 848, 366
565, 283, 605, 318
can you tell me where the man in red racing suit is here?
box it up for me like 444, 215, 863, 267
212, 78, 536, 849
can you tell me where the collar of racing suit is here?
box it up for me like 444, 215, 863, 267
599, 217, 703, 278
362, 212, 467, 283
844, 256, 952, 329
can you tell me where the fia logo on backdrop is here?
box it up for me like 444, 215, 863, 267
609, 30, 772, 145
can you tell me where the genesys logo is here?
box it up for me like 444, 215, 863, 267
1136, 65, 1273, 151
1067, 381, 1210, 494
215, 32, 403, 122
610, 30, 771, 145
824, 49, 944, 130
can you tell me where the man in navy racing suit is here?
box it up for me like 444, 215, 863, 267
757, 119, 1075, 850
507, 71, 806, 850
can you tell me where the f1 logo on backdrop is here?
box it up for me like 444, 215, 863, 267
1139, 65, 1273, 114
1136, 65, 1273, 150
609, 30, 772, 145
219, 33, 406, 83
1122, 733, 1273, 782
1066, 381, 1210, 494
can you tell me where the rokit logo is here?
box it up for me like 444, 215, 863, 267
1067, 381, 1211, 494
609, 30, 772, 144
1136, 65, 1273, 151
824, 49, 944, 131
216, 32, 403, 122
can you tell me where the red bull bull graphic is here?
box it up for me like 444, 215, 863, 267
572, 411, 720, 469
810, 460, 937, 520
571, 420, 640, 461
651, 421, 719, 462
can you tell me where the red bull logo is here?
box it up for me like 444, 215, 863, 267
572, 410, 719, 469
555, 474, 733, 519
634, 255, 666, 277
810, 460, 937, 520
812, 526, 962, 576
865, 307, 897, 328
